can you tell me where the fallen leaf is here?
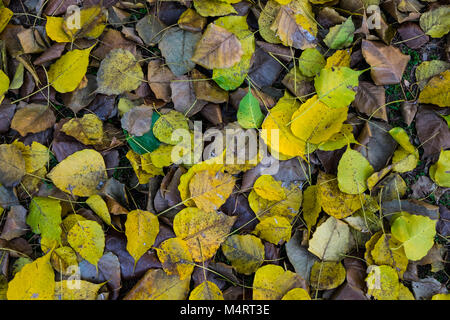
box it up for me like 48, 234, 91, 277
361, 40, 410, 85
11, 104, 56, 137
96, 49, 143, 95
189, 281, 224, 300
48, 149, 107, 197
6, 251, 55, 300
173, 207, 236, 262
0, 144, 26, 187
156, 237, 194, 280
48, 47, 92, 93
253, 264, 307, 300
310, 261, 346, 290
125, 209, 159, 265
67, 220, 105, 266
253, 216, 292, 245
191, 23, 243, 70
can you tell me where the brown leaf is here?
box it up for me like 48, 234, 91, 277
147, 59, 176, 103
11, 104, 56, 137
415, 105, 450, 157
354, 121, 397, 171
381, 0, 421, 23
0, 144, 26, 187
34, 43, 66, 65
400, 101, 418, 126
0, 101, 16, 133
121, 105, 153, 136
397, 22, 430, 49
255, 41, 293, 63
44, 0, 78, 16
17, 29, 46, 54
316, 7, 346, 29
200, 103, 223, 126
0, 205, 28, 241
91, 29, 137, 62
270, 5, 317, 50
105, 230, 161, 281
353, 81, 387, 121
62, 74, 97, 113
192, 69, 228, 104
361, 40, 410, 85
178, 8, 207, 33
170, 76, 207, 116
191, 23, 243, 69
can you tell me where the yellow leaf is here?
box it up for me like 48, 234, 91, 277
86, 195, 112, 226
150, 144, 174, 168
253, 264, 307, 300
50, 246, 78, 276
189, 281, 224, 300
97, 48, 143, 95
389, 127, 419, 173
189, 170, 235, 213
152, 110, 189, 145
324, 48, 352, 69
419, 70, 450, 107
261, 92, 307, 159
48, 47, 92, 93
281, 288, 311, 300
178, 159, 225, 207
157, 238, 194, 280
302, 185, 321, 236
398, 283, 415, 300
221, 234, 265, 275
193, 0, 237, 17
432, 293, 450, 300
370, 234, 409, 278
61, 114, 103, 145
318, 123, 356, 151
46, 16, 72, 42
126, 150, 163, 185
249, 183, 302, 222
124, 268, 190, 300
253, 216, 292, 245
141, 153, 165, 176
173, 207, 236, 262
0, 7, 13, 34
48, 149, 107, 197
290, 95, 348, 145
125, 210, 159, 264
365, 265, 400, 300
11, 140, 48, 173
0, 69, 10, 98
63, 6, 106, 40
67, 220, 105, 266
7, 252, 55, 300
253, 175, 286, 201
55, 280, 104, 300
317, 172, 363, 219
310, 261, 346, 290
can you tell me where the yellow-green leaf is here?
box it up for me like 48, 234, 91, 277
391, 212, 437, 261
157, 237, 194, 280
310, 261, 346, 290
429, 149, 450, 187
253, 216, 292, 245
337, 147, 374, 194
221, 234, 265, 275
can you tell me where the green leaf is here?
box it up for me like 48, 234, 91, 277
337, 147, 374, 194
419, 6, 450, 38
26, 197, 62, 244
391, 212, 437, 261
324, 17, 355, 49
237, 89, 264, 129
314, 67, 361, 109
212, 16, 255, 91
125, 112, 161, 155
298, 48, 325, 77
